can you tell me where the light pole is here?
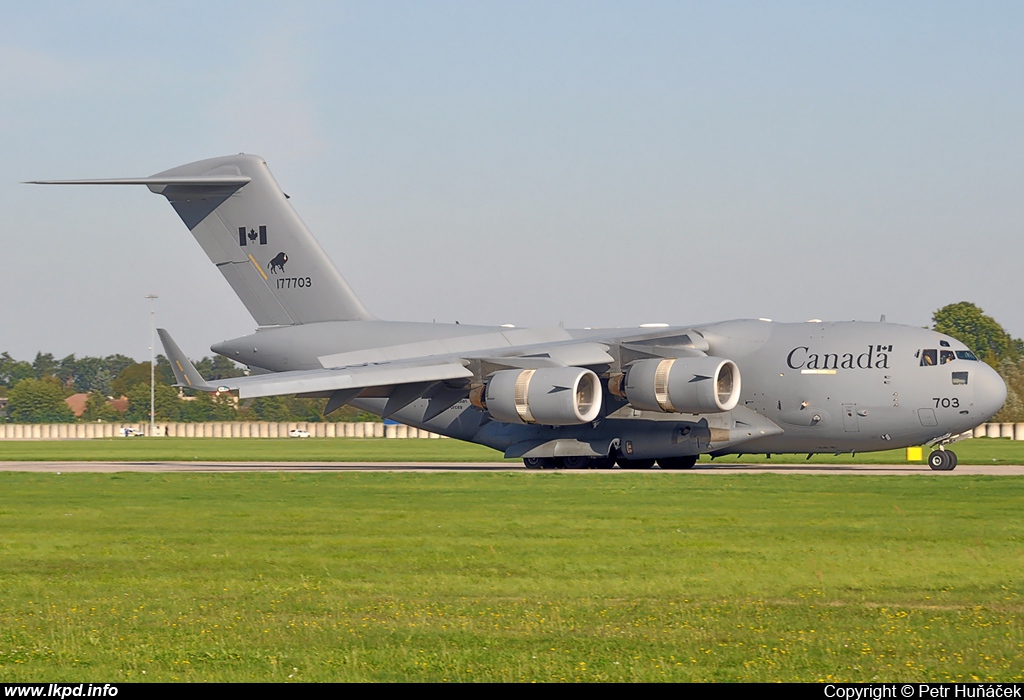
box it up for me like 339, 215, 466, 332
145, 294, 158, 436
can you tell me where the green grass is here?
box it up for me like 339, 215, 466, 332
1, 436, 1023, 465
0, 437, 512, 463
0, 472, 1021, 682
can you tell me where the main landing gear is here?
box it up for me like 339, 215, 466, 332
522, 455, 698, 470
656, 456, 698, 470
522, 457, 614, 469
928, 449, 958, 471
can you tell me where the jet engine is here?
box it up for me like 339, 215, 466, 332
620, 357, 740, 413
484, 367, 603, 425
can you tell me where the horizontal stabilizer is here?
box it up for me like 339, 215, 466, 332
26, 176, 252, 188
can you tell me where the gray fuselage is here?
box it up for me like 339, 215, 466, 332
212, 317, 1006, 459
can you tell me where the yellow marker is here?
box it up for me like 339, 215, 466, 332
174, 360, 192, 385
906, 446, 923, 461
248, 254, 268, 280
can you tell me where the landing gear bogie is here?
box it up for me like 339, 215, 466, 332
616, 458, 656, 469
523, 456, 612, 469
658, 456, 698, 470
928, 449, 958, 471
560, 455, 593, 469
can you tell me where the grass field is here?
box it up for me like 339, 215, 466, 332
0, 471, 1021, 682
0, 437, 511, 463
1, 435, 1024, 465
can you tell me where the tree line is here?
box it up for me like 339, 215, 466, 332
0, 352, 376, 424
2, 301, 1020, 424
932, 302, 1024, 422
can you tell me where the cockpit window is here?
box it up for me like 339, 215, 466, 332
920, 348, 978, 364
952, 371, 968, 385
940, 340, 950, 347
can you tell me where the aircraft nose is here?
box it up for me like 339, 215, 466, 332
974, 363, 1007, 422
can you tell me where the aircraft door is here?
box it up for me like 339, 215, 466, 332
918, 408, 939, 427
842, 403, 860, 432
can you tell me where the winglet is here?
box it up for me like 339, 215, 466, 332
157, 328, 216, 391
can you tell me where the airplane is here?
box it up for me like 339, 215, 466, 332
31, 154, 1007, 471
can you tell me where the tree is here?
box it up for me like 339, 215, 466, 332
327, 404, 379, 423
155, 355, 176, 386
194, 356, 246, 381
103, 354, 136, 378
0, 352, 34, 387
7, 378, 74, 423
932, 302, 1023, 364
207, 393, 238, 420
90, 368, 114, 397
180, 393, 212, 422
80, 392, 119, 422
112, 362, 170, 397
68, 356, 102, 393
57, 354, 77, 387
32, 352, 60, 379
179, 392, 237, 422
126, 382, 182, 422
249, 396, 292, 421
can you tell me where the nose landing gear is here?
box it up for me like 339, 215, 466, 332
928, 449, 958, 471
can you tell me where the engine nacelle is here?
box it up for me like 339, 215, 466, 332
485, 367, 603, 425
623, 357, 740, 413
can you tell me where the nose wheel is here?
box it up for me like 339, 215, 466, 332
928, 449, 958, 471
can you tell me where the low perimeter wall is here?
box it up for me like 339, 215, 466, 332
0, 421, 449, 440
0, 421, 1020, 441
972, 422, 1024, 440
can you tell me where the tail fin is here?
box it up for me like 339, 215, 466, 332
31, 154, 373, 326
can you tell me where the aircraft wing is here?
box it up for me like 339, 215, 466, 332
159, 328, 472, 400
159, 324, 715, 417
208, 361, 473, 399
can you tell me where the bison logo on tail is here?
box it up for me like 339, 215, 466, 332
269, 252, 288, 273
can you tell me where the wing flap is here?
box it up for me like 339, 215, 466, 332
158, 327, 472, 399
218, 362, 472, 399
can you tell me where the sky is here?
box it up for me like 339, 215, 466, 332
2, 1, 1022, 362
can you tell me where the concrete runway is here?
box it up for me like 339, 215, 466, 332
1, 461, 1022, 475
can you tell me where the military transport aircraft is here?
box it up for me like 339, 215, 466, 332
32, 155, 1007, 470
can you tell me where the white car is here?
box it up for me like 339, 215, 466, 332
288, 429, 310, 438
120, 428, 143, 437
